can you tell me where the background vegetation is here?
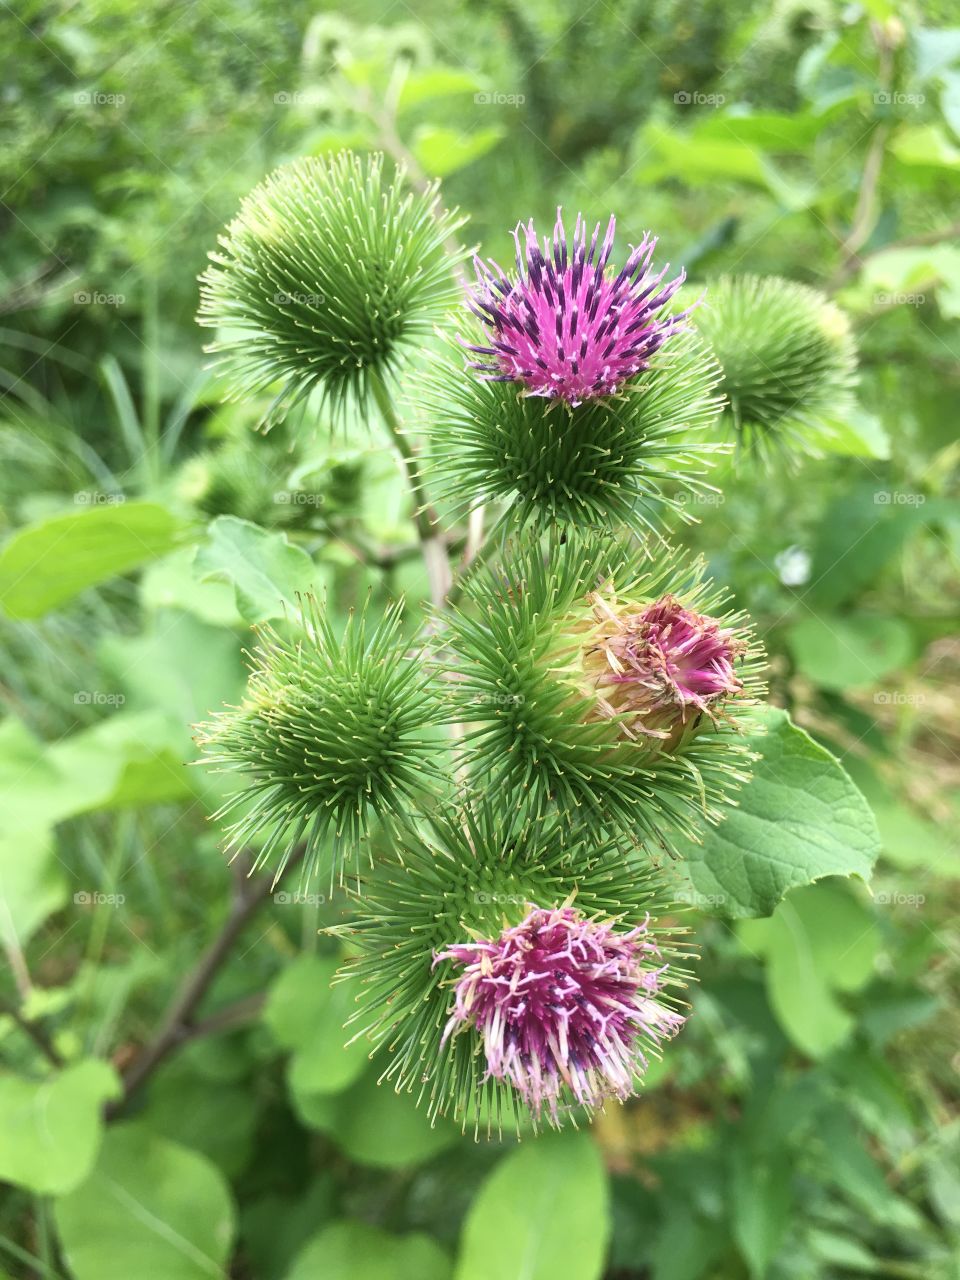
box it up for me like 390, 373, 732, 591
0, 1, 958, 1277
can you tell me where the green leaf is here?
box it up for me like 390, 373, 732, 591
786, 614, 914, 690
740, 880, 880, 1057
194, 516, 320, 624
140, 547, 243, 626
731, 1145, 792, 1279
807, 406, 891, 460
679, 709, 880, 918
54, 1123, 236, 1280
0, 1060, 119, 1194
410, 125, 504, 177
397, 67, 481, 112
635, 122, 812, 209
455, 1132, 609, 1280
890, 123, 960, 169
263, 954, 369, 1096
806, 485, 922, 611
0, 822, 66, 951
293, 1066, 460, 1168
0, 502, 188, 619
285, 1221, 451, 1280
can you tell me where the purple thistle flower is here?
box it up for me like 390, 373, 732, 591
434, 904, 684, 1120
463, 209, 692, 406
583, 593, 746, 748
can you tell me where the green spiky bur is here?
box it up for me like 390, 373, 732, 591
196, 597, 446, 882
336, 802, 693, 1134
695, 274, 857, 461
198, 151, 467, 422
418, 328, 727, 536
440, 535, 765, 846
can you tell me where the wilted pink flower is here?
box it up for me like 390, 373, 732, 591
434, 904, 684, 1119
463, 209, 691, 405
583, 593, 746, 747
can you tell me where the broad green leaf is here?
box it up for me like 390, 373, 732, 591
49, 711, 194, 809
285, 1221, 451, 1280
100, 610, 246, 743
140, 547, 243, 626
740, 880, 880, 1057
194, 516, 320, 624
0, 823, 66, 952
0, 1059, 119, 1194
912, 26, 960, 80
141, 1066, 257, 1177
890, 123, 960, 169
680, 709, 880, 918
786, 614, 914, 690
805, 485, 923, 611
55, 1123, 236, 1280
731, 1145, 792, 1279
807, 406, 891, 460
411, 125, 505, 177
634, 122, 811, 208
455, 1132, 609, 1280
263, 954, 369, 1096
0, 502, 188, 619
397, 67, 481, 112
293, 1065, 459, 1168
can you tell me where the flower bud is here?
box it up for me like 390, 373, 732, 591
576, 591, 747, 750
695, 274, 857, 462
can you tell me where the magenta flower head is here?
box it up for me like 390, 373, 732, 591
464, 209, 692, 405
582, 591, 747, 750
434, 903, 684, 1121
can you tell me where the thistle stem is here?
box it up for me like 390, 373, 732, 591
369, 369, 452, 607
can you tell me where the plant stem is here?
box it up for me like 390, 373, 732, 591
369, 369, 452, 607
0, 997, 64, 1069
107, 845, 305, 1115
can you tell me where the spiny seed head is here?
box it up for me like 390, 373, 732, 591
435, 904, 684, 1122
695, 274, 857, 462
198, 151, 467, 423
464, 209, 691, 405
441, 535, 765, 844
195, 596, 445, 882
337, 802, 692, 1133
420, 326, 725, 537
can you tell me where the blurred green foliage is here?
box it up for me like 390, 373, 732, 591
1, 1, 958, 1278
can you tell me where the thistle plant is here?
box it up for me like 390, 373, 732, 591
198, 151, 467, 422
196, 151, 860, 1133
695, 273, 858, 461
